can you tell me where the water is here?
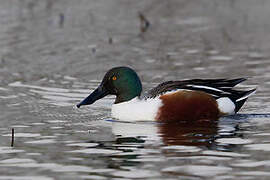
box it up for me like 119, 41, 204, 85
1, 0, 270, 179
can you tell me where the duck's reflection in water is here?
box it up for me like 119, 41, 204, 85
157, 121, 218, 146
111, 120, 220, 147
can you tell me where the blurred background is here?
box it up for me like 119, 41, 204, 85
1, 0, 270, 83
0, 0, 270, 179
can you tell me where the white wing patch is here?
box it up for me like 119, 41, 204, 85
217, 97, 235, 114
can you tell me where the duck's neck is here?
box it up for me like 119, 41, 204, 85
115, 93, 140, 104
115, 85, 142, 104
114, 76, 142, 104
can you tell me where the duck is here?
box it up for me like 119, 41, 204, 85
77, 66, 256, 122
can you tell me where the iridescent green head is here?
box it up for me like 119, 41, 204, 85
77, 67, 142, 107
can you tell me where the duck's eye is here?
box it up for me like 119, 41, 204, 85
112, 76, 117, 81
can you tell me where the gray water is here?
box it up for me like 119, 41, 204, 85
1, 0, 270, 179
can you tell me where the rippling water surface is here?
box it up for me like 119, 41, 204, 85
1, 0, 270, 179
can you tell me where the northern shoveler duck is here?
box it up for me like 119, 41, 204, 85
77, 66, 256, 122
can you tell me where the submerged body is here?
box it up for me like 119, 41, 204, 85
77, 67, 256, 122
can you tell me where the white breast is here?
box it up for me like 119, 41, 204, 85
111, 97, 162, 122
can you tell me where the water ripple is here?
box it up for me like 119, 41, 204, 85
69, 148, 122, 154
0, 147, 24, 154
0, 176, 53, 180
162, 165, 232, 177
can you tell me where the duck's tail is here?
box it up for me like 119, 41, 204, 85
234, 88, 256, 112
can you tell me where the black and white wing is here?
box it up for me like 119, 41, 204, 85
144, 78, 256, 112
